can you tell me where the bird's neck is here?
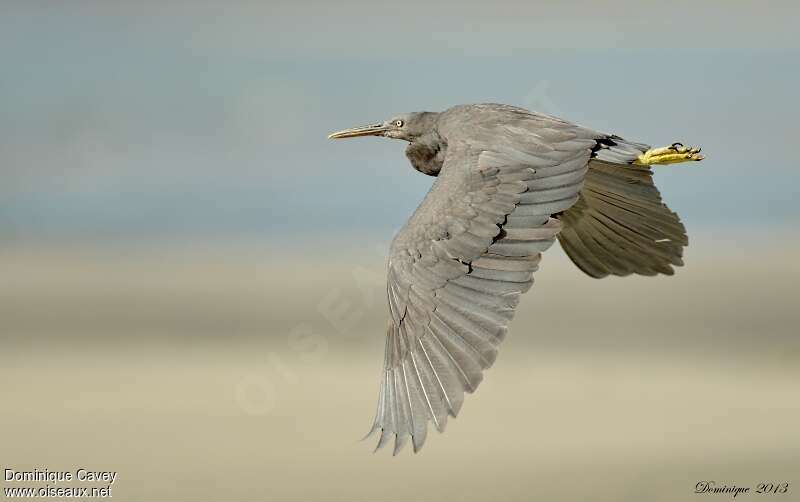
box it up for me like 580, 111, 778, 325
405, 133, 446, 177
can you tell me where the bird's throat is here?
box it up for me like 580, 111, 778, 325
405, 137, 445, 176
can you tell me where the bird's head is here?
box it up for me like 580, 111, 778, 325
328, 112, 438, 142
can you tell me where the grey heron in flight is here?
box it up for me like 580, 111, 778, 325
328, 103, 703, 454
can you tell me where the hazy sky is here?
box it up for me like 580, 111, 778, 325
2, 1, 798, 242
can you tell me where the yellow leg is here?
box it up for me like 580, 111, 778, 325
634, 142, 704, 166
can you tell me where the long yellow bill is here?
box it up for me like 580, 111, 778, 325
328, 123, 388, 139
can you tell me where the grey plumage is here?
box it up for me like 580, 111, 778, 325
329, 103, 694, 454
556, 160, 687, 278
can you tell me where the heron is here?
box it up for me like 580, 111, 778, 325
328, 103, 703, 454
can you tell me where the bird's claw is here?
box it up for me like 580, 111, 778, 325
669, 142, 701, 155
636, 142, 705, 166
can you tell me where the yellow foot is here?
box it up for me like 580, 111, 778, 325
634, 142, 704, 166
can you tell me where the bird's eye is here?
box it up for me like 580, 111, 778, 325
395, 120, 404, 127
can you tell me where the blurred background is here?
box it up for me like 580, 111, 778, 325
2, 1, 799, 500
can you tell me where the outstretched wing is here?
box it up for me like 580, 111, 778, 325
369, 123, 599, 454
555, 160, 688, 278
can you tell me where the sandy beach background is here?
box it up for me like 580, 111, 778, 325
2, 233, 799, 501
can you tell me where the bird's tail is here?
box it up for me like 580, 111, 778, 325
591, 135, 651, 164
